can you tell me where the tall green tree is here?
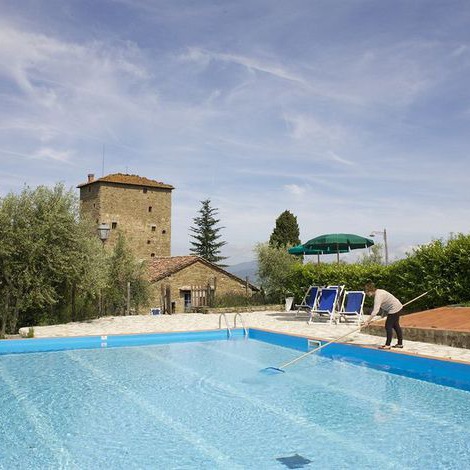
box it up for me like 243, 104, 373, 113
0, 184, 105, 335
269, 210, 301, 248
104, 233, 150, 315
189, 199, 227, 266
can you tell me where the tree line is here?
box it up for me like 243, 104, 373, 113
2, 186, 467, 335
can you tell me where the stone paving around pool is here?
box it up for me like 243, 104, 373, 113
18, 310, 470, 364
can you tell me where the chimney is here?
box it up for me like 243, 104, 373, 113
87, 173, 95, 183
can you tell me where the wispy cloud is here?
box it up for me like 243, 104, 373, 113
32, 147, 73, 163
0, 30, 136, 133
327, 151, 354, 166
450, 44, 468, 57
285, 114, 350, 145
0, 26, 147, 106
181, 47, 308, 86
284, 184, 307, 196
0, 147, 33, 159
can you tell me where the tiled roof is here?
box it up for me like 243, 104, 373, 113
77, 173, 174, 189
148, 256, 199, 281
147, 255, 259, 290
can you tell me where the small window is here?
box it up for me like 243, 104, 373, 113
147, 240, 151, 244
148, 206, 152, 213
151, 225, 156, 232
143, 188, 147, 194
162, 229, 166, 234
150, 253, 155, 257
93, 203, 96, 208
96, 219, 99, 224
112, 222, 117, 229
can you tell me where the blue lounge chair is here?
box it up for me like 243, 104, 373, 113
327, 284, 346, 311
295, 286, 320, 317
308, 287, 340, 324
339, 290, 365, 324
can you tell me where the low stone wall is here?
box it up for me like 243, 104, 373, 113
364, 325, 470, 349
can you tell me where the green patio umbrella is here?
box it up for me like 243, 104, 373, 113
288, 244, 325, 255
288, 244, 325, 264
288, 243, 348, 264
303, 233, 374, 263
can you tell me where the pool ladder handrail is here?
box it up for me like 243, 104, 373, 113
218, 313, 232, 338
234, 313, 248, 337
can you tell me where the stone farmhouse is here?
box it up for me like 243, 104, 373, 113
78, 173, 258, 313
149, 256, 258, 314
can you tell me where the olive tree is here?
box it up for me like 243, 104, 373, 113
255, 242, 302, 301
0, 184, 105, 335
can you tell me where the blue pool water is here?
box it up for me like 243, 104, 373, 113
1, 335, 470, 469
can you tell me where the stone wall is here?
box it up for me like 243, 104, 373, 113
80, 182, 172, 259
150, 261, 255, 314
364, 324, 470, 349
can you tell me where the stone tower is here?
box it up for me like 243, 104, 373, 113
78, 173, 174, 259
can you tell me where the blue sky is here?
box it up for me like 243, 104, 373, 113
1, 0, 470, 265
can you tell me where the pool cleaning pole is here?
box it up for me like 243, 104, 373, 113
266, 290, 430, 373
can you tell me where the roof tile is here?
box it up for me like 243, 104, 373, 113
77, 173, 174, 189
148, 256, 198, 281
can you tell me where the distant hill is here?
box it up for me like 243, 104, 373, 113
226, 259, 259, 285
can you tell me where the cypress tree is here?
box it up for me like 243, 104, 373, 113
269, 210, 301, 248
189, 199, 228, 266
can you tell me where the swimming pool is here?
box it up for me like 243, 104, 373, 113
1, 330, 469, 469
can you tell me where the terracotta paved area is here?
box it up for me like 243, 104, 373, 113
399, 307, 470, 331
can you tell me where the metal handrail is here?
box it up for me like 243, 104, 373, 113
218, 313, 232, 338
234, 313, 248, 337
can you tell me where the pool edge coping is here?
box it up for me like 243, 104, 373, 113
249, 327, 470, 366
3, 326, 470, 367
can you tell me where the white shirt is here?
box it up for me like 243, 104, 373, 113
370, 289, 403, 316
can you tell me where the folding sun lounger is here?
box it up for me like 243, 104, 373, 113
295, 286, 320, 317
307, 287, 340, 325
327, 284, 346, 311
338, 290, 365, 324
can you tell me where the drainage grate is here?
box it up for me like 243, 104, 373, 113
276, 454, 312, 469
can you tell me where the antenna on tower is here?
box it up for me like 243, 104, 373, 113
102, 144, 105, 176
